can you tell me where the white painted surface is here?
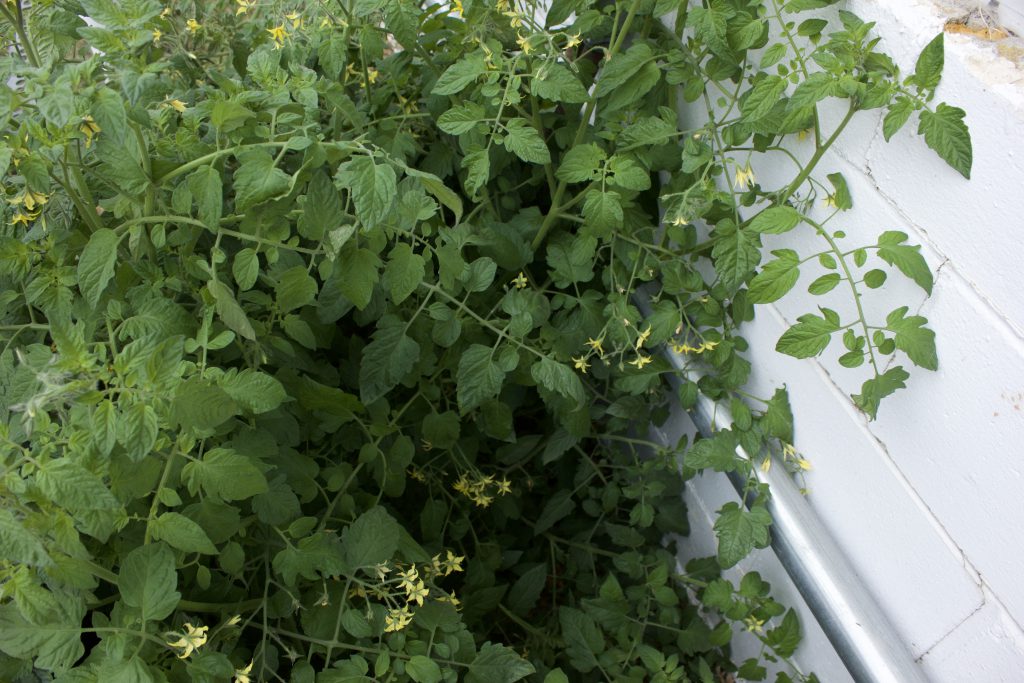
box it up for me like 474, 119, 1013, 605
675, 0, 1024, 679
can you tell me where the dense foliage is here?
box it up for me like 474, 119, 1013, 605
0, 0, 968, 681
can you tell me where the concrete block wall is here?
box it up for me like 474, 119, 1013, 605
676, 0, 1024, 679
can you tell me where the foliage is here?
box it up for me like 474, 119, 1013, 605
0, 0, 968, 681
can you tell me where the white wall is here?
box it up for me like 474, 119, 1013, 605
677, 0, 1024, 679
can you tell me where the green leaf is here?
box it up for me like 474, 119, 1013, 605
853, 366, 910, 419
337, 155, 397, 227
712, 221, 760, 290
359, 318, 420, 404
618, 116, 678, 149
173, 376, 239, 432
92, 400, 118, 457
208, 279, 256, 340
877, 231, 933, 294
220, 369, 287, 413
78, 228, 121, 308
462, 148, 490, 196
318, 34, 348, 78
462, 257, 497, 292
607, 155, 650, 190
775, 313, 839, 358
767, 610, 802, 658
337, 246, 381, 310
581, 190, 623, 237
118, 543, 180, 622
749, 206, 801, 234
531, 64, 589, 103
686, 431, 738, 472
385, 243, 425, 304
543, 669, 570, 683
747, 250, 800, 304
466, 642, 535, 683
118, 402, 158, 462
402, 166, 464, 225
181, 447, 268, 502
917, 103, 972, 178
556, 144, 605, 183
761, 43, 788, 68
341, 506, 401, 570
534, 490, 576, 535
0, 509, 50, 567
808, 273, 840, 295
432, 53, 487, 95
547, 233, 595, 285
714, 502, 771, 568
272, 532, 346, 585
36, 460, 120, 510
438, 103, 486, 135
558, 608, 602, 672
422, 411, 460, 449
300, 170, 342, 240
826, 172, 852, 210
886, 307, 938, 370
594, 43, 654, 97
503, 119, 551, 164
276, 266, 318, 313
232, 248, 260, 290
406, 656, 442, 683
457, 344, 506, 413
761, 388, 793, 442
0, 602, 84, 672
531, 357, 585, 405
188, 166, 222, 229
742, 76, 788, 122
913, 33, 944, 92
233, 149, 291, 210
151, 512, 217, 554
688, 7, 729, 54
883, 98, 914, 141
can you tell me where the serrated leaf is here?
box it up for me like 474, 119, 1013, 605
749, 206, 801, 234
78, 228, 121, 308
272, 532, 346, 586
337, 246, 381, 310
714, 502, 771, 568
181, 447, 268, 501
775, 313, 838, 358
406, 656, 442, 683
300, 170, 342, 240
556, 144, 605, 183
462, 148, 490, 196
385, 243, 425, 304
118, 543, 180, 622
826, 172, 852, 210
742, 76, 788, 122
594, 43, 654, 97
686, 431, 738, 472
886, 307, 938, 370
747, 250, 800, 304
276, 266, 318, 313
503, 119, 550, 164
457, 344, 506, 413
531, 64, 589, 103
220, 369, 287, 413
92, 400, 118, 456
918, 103, 972, 179
466, 642, 536, 683
37, 460, 120, 511
118, 402, 158, 462
359, 319, 420, 404
0, 602, 84, 672
0, 509, 50, 567
188, 166, 222, 229
341, 506, 401, 570
531, 357, 585, 405
853, 366, 910, 419
883, 98, 914, 142
712, 221, 760, 290
232, 248, 259, 290
208, 279, 256, 340
152, 512, 217, 554
877, 234, 932, 294
581, 190, 622, 237
233, 149, 290, 210
438, 103, 486, 135
913, 33, 944, 91
337, 155, 397, 227
432, 53, 487, 95
787, 72, 835, 111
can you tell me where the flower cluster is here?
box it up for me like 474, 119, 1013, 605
166, 623, 208, 659
453, 472, 512, 507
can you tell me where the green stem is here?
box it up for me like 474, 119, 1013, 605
144, 447, 179, 544
0, 2, 39, 67
154, 141, 295, 185
776, 103, 857, 205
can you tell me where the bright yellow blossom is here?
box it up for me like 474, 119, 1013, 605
11, 210, 36, 226
236, 0, 256, 15
384, 606, 413, 632
160, 7, 172, 19
152, 28, 163, 43
186, 18, 201, 33
516, 33, 532, 54
167, 99, 187, 113
565, 33, 582, 49
438, 593, 461, 609
285, 12, 302, 28
267, 24, 288, 49
635, 325, 652, 350
572, 356, 589, 373
453, 0, 464, 16
234, 661, 254, 683
734, 163, 755, 190
445, 549, 465, 574
760, 457, 772, 473
374, 562, 391, 581
406, 580, 429, 606
10, 190, 48, 212
367, 67, 379, 84
797, 458, 812, 471
512, 272, 528, 289
671, 213, 688, 226
629, 355, 653, 369
397, 566, 419, 592
79, 115, 101, 148
167, 623, 208, 659
586, 337, 605, 355
496, 478, 511, 496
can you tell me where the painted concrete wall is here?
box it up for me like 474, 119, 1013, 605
675, 0, 1024, 679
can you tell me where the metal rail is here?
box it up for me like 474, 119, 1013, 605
639, 293, 930, 683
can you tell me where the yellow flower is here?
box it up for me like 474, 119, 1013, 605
444, 549, 465, 574
367, 67, 379, 84
797, 127, 813, 141
782, 442, 797, 458
744, 615, 765, 633
234, 661, 254, 683
505, 11, 523, 28
760, 457, 772, 473
79, 115, 101, 148
734, 163, 755, 190
572, 356, 589, 373
167, 99, 187, 113
167, 623, 208, 659
11, 210, 36, 226
452, 0, 464, 17
585, 337, 604, 355
672, 342, 697, 354
152, 28, 163, 43
10, 190, 48, 212
397, 566, 419, 592
797, 458, 812, 471
236, 0, 256, 15
438, 593, 461, 609
496, 478, 511, 496
374, 562, 391, 581
384, 606, 413, 632
565, 33, 582, 49
511, 272, 528, 289
635, 325, 652, 350
628, 354, 653, 369
473, 493, 493, 508
823, 195, 838, 209
160, 7, 172, 19
671, 213, 688, 226
406, 580, 429, 606
267, 24, 288, 49
225, 614, 242, 627
516, 33, 533, 55
285, 12, 302, 28
186, 18, 201, 33
697, 340, 719, 353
